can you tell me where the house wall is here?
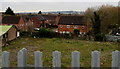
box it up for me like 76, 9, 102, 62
55, 15, 60, 25
0, 35, 7, 46
31, 17, 42, 28
18, 17, 27, 31
7, 26, 17, 41
27, 19, 34, 32
58, 24, 87, 34
1, 38, 7, 47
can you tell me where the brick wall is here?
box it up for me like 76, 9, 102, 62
18, 17, 27, 31
55, 15, 60, 25
58, 25, 87, 34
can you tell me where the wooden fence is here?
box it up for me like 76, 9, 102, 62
2, 48, 120, 68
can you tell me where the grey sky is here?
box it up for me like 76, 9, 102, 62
1, 0, 119, 2
0, 1, 119, 12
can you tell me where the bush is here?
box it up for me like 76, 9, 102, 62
74, 29, 80, 35
64, 33, 72, 39
20, 31, 31, 37
117, 38, 120, 43
38, 28, 51, 37
94, 33, 105, 41
32, 28, 56, 38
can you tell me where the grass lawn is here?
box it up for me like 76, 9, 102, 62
2, 37, 119, 67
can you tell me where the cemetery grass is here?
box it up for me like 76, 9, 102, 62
2, 37, 119, 67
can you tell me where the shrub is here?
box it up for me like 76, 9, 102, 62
32, 28, 56, 38
38, 28, 50, 37
94, 33, 105, 41
117, 38, 120, 43
74, 29, 80, 35
64, 33, 71, 39
20, 31, 31, 37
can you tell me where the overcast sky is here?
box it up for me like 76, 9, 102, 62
0, 0, 119, 13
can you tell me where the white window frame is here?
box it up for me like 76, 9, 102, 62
60, 25, 63, 28
60, 31, 62, 34
74, 25, 78, 28
66, 31, 70, 34
82, 26, 84, 30
63, 31, 65, 34
79, 32, 82, 34
66, 25, 70, 28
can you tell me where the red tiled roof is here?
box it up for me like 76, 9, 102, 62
2, 16, 21, 24
42, 15, 57, 20
59, 15, 86, 25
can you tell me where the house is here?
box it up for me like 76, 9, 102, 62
0, 25, 19, 46
30, 15, 46, 28
1, 16, 27, 31
22, 15, 34, 32
58, 15, 87, 34
42, 15, 58, 26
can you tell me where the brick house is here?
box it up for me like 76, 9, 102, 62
0, 25, 19, 46
42, 15, 58, 26
22, 15, 34, 32
58, 15, 87, 34
30, 15, 46, 28
1, 16, 27, 31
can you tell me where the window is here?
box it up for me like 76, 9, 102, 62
3, 34, 6, 38
63, 31, 65, 34
82, 26, 84, 30
60, 25, 63, 28
79, 32, 82, 34
74, 25, 78, 28
66, 31, 70, 34
66, 25, 70, 28
3, 33, 8, 38
84, 32, 86, 34
17, 32, 20, 37
60, 31, 62, 34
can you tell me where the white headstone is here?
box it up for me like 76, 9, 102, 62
18, 48, 27, 67
112, 51, 120, 69
2, 51, 10, 67
34, 51, 43, 67
52, 51, 61, 67
72, 51, 80, 69
92, 51, 100, 69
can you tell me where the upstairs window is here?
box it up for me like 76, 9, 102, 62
60, 25, 63, 28
74, 25, 78, 28
82, 26, 84, 30
66, 25, 70, 28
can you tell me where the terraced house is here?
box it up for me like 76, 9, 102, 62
58, 15, 87, 34
30, 15, 46, 28
42, 15, 59, 26
1, 16, 27, 31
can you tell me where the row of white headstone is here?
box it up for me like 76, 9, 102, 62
2, 48, 120, 68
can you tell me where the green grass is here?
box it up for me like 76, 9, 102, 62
2, 37, 119, 67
